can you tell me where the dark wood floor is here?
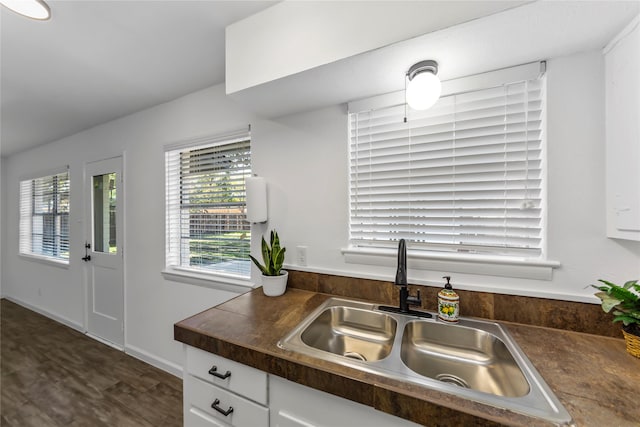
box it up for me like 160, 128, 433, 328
1, 299, 183, 426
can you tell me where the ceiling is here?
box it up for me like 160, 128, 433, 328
2, 1, 639, 158
229, 0, 640, 118
0, 0, 275, 158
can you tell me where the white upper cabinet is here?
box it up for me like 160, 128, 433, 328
605, 15, 640, 241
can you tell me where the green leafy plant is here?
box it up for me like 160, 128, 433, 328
592, 279, 640, 335
250, 230, 286, 276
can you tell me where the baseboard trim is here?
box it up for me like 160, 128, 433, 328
85, 332, 124, 351
125, 344, 183, 378
3, 296, 85, 333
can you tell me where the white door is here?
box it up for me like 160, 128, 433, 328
84, 156, 124, 348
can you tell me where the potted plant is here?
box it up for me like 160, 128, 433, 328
592, 279, 640, 358
250, 230, 288, 296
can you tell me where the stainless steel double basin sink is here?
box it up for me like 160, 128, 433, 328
278, 297, 573, 426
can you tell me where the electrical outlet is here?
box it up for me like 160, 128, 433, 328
297, 246, 308, 267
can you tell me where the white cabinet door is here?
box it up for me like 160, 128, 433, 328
605, 16, 640, 241
272, 411, 316, 427
269, 375, 422, 427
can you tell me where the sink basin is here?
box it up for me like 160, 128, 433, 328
400, 320, 529, 397
300, 306, 396, 362
279, 297, 574, 426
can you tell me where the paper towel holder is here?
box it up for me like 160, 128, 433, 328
246, 174, 268, 224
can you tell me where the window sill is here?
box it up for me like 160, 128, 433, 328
341, 247, 560, 281
19, 253, 69, 269
161, 267, 259, 293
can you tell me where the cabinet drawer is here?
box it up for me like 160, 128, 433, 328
185, 406, 231, 427
185, 375, 268, 427
186, 346, 268, 405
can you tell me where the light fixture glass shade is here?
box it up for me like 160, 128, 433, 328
0, 0, 50, 20
406, 71, 441, 110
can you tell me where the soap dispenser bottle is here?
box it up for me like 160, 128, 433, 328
437, 276, 459, 323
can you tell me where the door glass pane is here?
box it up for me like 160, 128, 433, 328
93, 173, 117, 253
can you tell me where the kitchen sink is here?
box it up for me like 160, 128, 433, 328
300, 305, 397, 362
400, 320, 529, 397
279, 297, 574, 426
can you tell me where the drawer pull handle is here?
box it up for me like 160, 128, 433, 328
211, 398, 234, 416
208, 366, 231, 380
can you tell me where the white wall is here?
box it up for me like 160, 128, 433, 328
255, 50, 640, 302
225, 0, 524, 93
2, 49, 639, 374
1, 85, 252, 374
545, 51, 640, 296
1, 156, 4, 297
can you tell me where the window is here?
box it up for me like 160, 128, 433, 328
19, 169, 70, 262
165, 130, 252, 278
348, 63, 546, 260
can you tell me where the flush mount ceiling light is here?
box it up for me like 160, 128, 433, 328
0, 0, 50, 20
406, 60, 441, 110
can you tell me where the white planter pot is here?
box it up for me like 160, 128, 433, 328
261, 270, 288, 297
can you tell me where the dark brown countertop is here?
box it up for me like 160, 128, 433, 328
174, 288, 640, 427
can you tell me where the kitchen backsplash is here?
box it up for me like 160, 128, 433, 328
287, 270, 620, 338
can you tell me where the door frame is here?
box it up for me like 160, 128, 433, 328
83, 153, 126, 350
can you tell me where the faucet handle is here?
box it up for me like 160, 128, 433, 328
407, 289, 422, 306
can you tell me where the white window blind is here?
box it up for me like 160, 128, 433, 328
19, 170, 70, 262
165, 130, 252, 278
348, 73, 545, 258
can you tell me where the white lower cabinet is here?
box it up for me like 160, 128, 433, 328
183, 346, 269, 427
184, 345, 420, 427
268, 375, 421, 427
